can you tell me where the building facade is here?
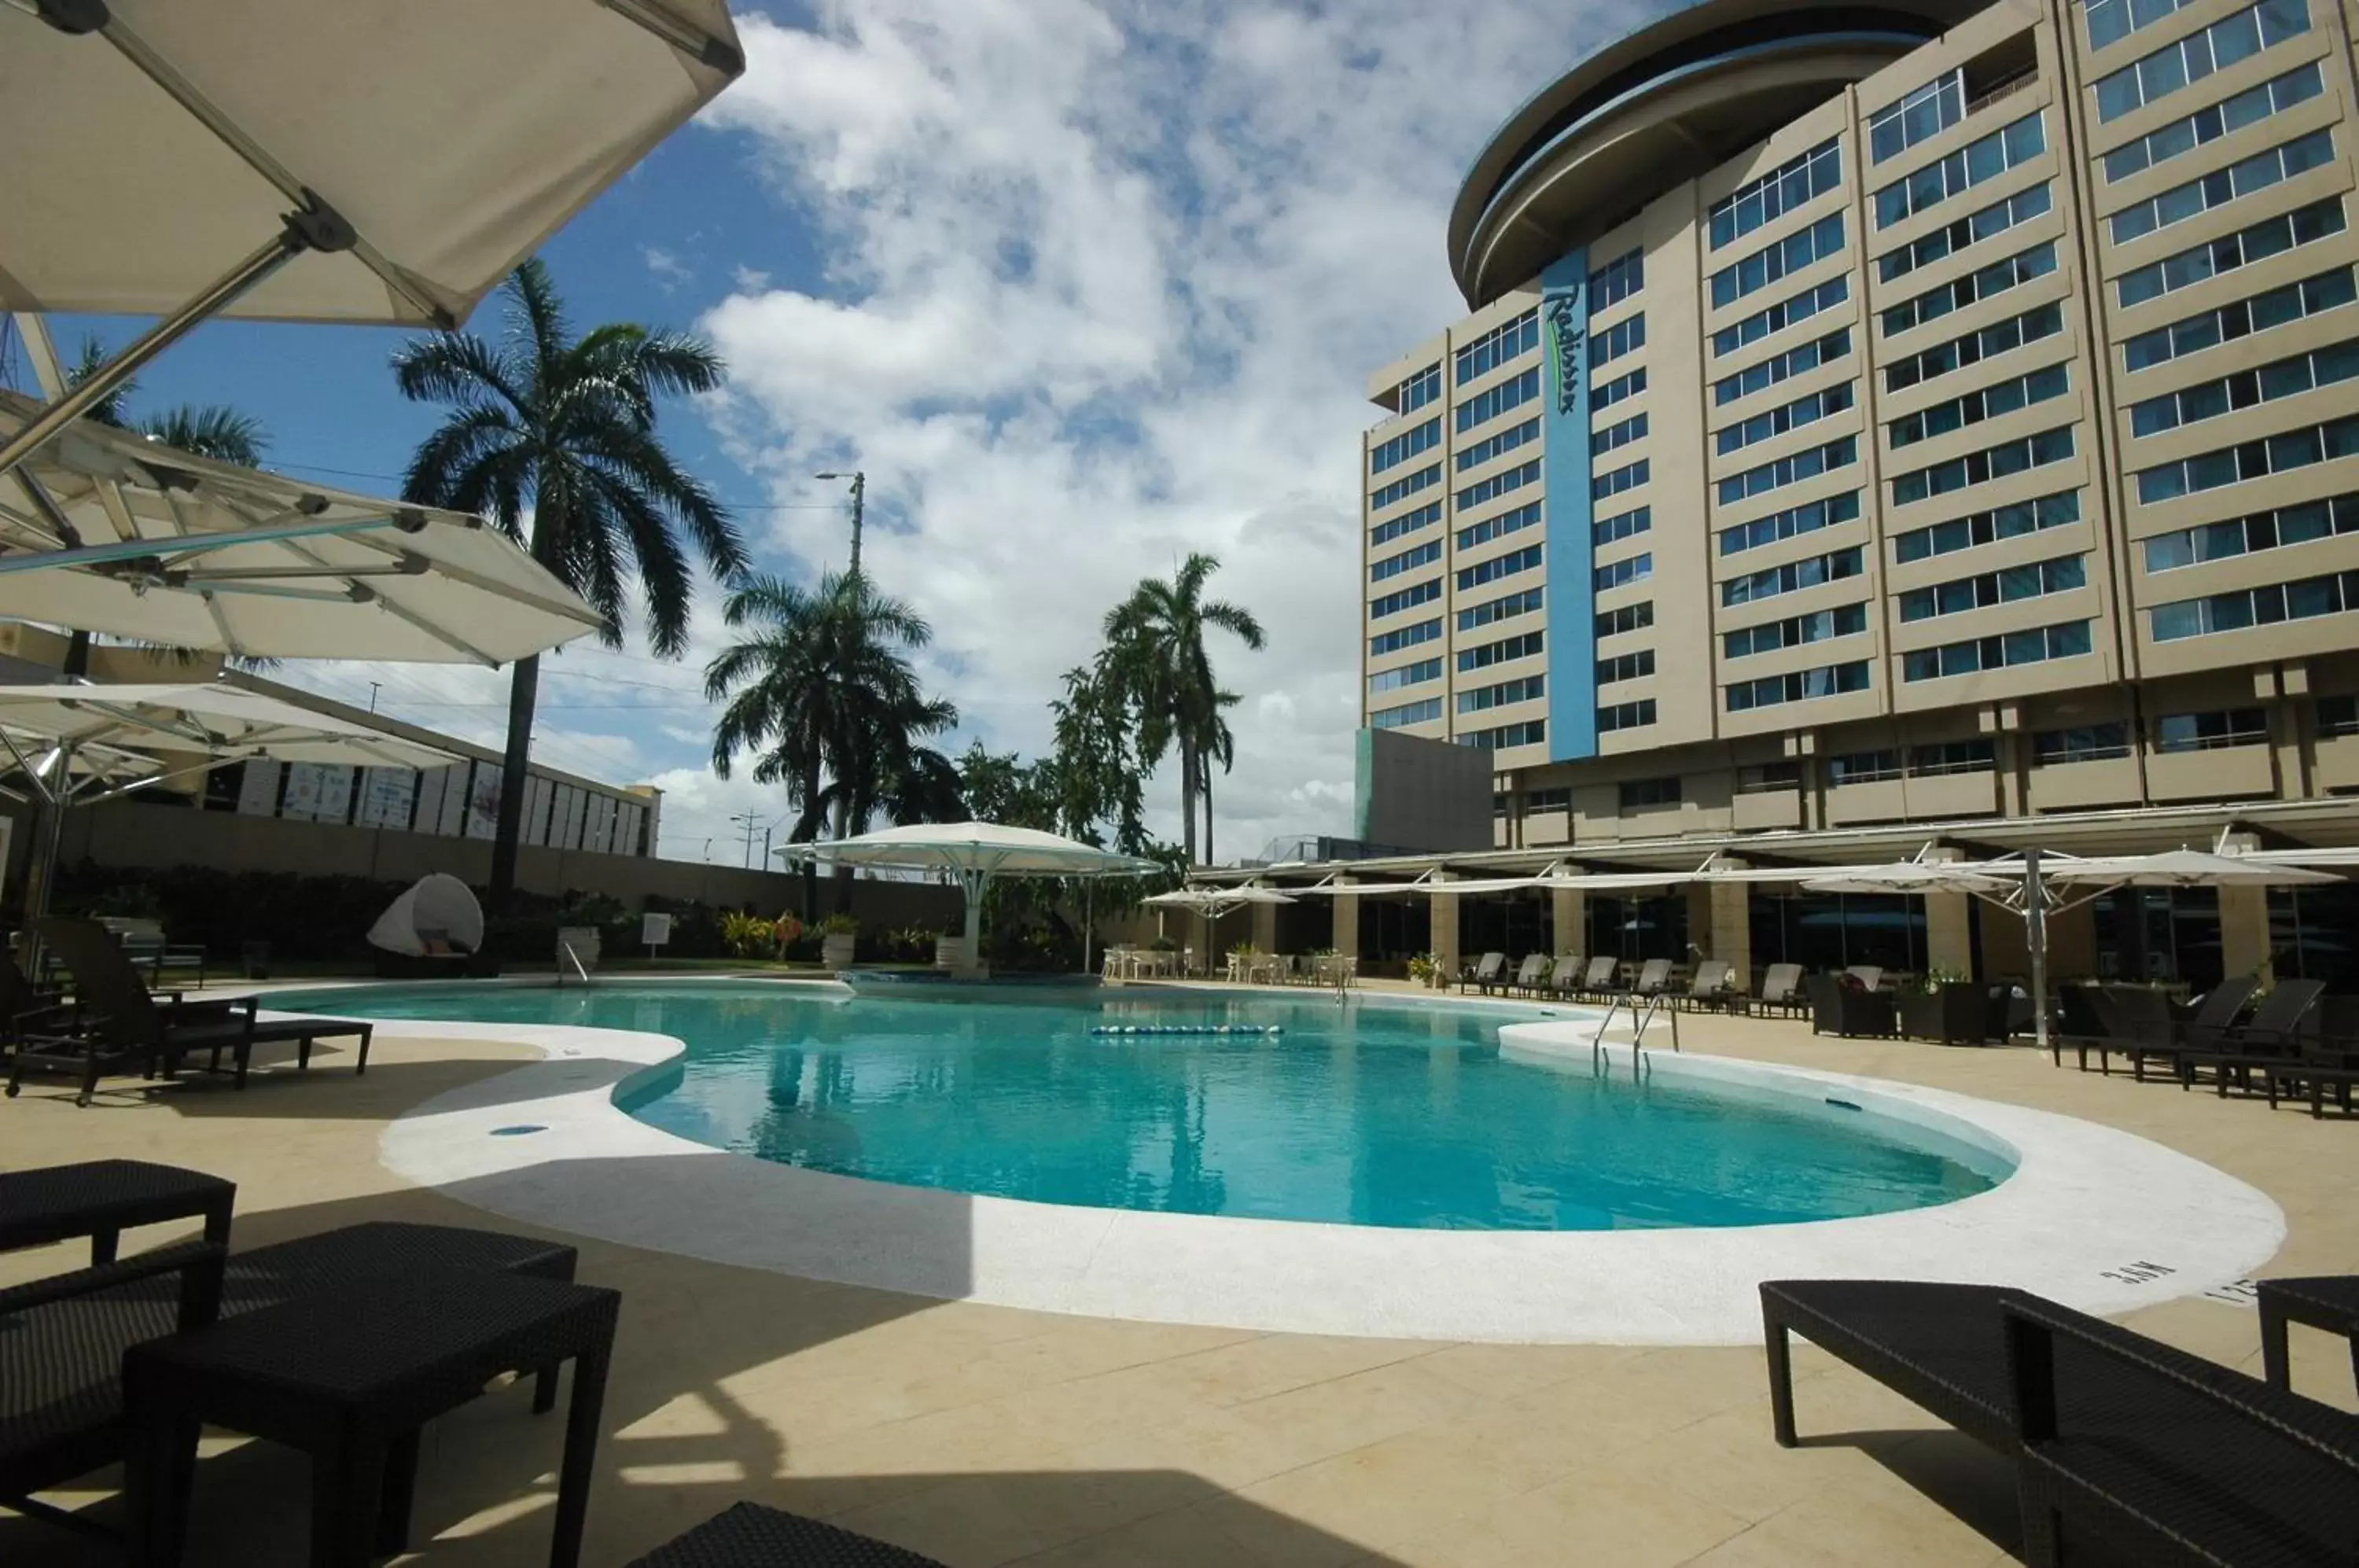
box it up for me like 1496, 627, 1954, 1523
1363, 0, 2359, 849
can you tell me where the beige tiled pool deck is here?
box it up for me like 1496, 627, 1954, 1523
6, 994, 2357, 1566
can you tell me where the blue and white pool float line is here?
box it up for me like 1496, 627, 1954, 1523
1091, 1024, 1283, 1036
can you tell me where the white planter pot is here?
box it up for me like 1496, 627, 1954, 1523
934, 936, 968, 971
821, 933, 857, 970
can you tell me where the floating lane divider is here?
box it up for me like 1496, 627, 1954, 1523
1091, 1024, 1284, 1036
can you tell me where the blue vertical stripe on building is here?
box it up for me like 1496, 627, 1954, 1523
1540, 246, 1598, 760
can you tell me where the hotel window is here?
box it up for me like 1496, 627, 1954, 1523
1370, 580, 1441, 619
1710, 214, 1844, 309
2316, 694, 2359, 737
1456, 499, 1542, 551
1738, 761, 1804, 793
1597, 650, 1655, 683
1599, 700, 1658, 732
1459, 673, 1545, 713
1871, 112, 2044, 230
2155, 707, 2269, 751
1456, 417, 1540, 473
1454, 309, 1540, 385
1898, 554, 2086, 621
1456, 458, 1540, 511
2149, 566, 2359, 639
2129, 336, 2359, 438
1725, 661, 1871, 711
1368, 659, 1442, 695
1458, 630, 1544, 672
1716, 436, 1858, 506
2104, 62, 2324, 184
1369, 462, 1440, 511
1891, 426, 2074, 506
1869, 71, 1964, 164
2144, 490, 2359, 569
1393, 363, 1442, 414
1885, 301, 2065, 394
1456, 366, 1540, 432
1595, 602, 1654, 638
1593, 457, 1650, 502
1590, 315, 1646, 369
1595, 552, 1653, 592
2093, 0, 2312, 124
1525, 787, 1573, 811
1594, 366, 1647, 410
1370, 539, 1441, 582
1712, 278, 1847, 359
1709, 137, 1842, 249
1458, 587, 1544, 632
1893, 488, 2080, 563
1720, 489, 1862, 556
1911, 739, 1997, 775
2033, 723, 2132, 763
1901, 619, 2092, 681
1721, 545, 1864, 606
1877, 182, 2052, 284
1593, 505, 1651, 547
1618, 776, 1682, 809
1457, 544, 1542, 592
1713, 329, 1850, 407
1721, 602, 1869, 658
1370, 697, 1443, 729
1369, 500, 1441, 548
1591, 247, 1645, 311
1715, 381, 1853, 457
2084, 0, 2199, 52
2110, 130, 2335, 246
1882, 240, 2056, 337
2135, 410, 2359, 504
1829, 749, 1903, 784
1371, 417, 1439, 474
1457, 720, 1547, 750
1593, 411, 1647, 457
1369, 618, 1440, 657
2123, 267, 2357, 374
2117, 198, 2345, 309
1889, 362, 2070, 450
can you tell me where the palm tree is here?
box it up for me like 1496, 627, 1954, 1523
396, 258, 743, 908
705, 570, 960, 911
1102, 553, 1264, 866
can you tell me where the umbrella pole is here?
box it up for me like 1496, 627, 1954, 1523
16, 745, 72, 980
1083, 878, 1094, 978
961, 870, 986, 976
2024, 848, 2049, 1057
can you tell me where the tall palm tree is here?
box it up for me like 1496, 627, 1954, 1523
705, 570, 960, 911
396, 258, 743, 908
1102, 553, 1264, 867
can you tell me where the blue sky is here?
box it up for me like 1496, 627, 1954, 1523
20, 1, 1650, 865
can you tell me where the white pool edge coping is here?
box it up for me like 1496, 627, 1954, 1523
352, 981, 2286, 1345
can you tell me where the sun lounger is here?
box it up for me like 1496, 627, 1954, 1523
1676, 959, 1730, 1011
1576, 955, 1620, 998
1507, 953, 1550, 996
1458, 951, 1505, 993
1754, 963, 1805, 1017
1547, 955, 1585, 997
2052, 985, 2171, 1074
2112, 976, 2257, 1082
1632, 957, 1673, 998
2177, 979, 2325, 1095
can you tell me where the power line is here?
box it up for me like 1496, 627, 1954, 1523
263, 458, 852, 512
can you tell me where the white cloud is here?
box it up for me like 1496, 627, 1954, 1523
642, 245, 694, 291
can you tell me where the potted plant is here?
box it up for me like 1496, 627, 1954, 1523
819, 914, 859, 970
1407, 952, 1443, 990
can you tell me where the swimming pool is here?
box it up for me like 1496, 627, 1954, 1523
282, 981, 2013, 1232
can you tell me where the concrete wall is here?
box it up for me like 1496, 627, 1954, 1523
1357, 727, 1495, 852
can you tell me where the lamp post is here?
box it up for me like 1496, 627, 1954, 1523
815, 469, 866, 577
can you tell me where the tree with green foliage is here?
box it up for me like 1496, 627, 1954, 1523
395, 258, 742, 909
65, 339, 270, 466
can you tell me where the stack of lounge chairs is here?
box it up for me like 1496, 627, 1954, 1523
2047, 976, 2359, 1116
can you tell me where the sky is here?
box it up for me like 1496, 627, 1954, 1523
15, 0, 1656, 869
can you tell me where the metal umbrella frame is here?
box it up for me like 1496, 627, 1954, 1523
1141, 885, 1297, 977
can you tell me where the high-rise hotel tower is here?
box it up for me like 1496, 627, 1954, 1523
1364, 0, 2359, 844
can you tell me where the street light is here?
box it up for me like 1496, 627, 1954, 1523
814, 469, 866, 577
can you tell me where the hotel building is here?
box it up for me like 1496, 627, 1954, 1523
1363, 0, 2359, 855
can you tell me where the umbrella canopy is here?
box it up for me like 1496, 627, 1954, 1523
2036, 848, 2343, 887
1799, 862, 2015, 895
1, 0, 743, 476
0, 392, 605, 662
0, 681, 455, 788
790, 821, 1160, 879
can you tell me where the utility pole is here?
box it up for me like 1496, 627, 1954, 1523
368, 682, 381, 714
729, 809, 763, 868
814, 469, 866, 577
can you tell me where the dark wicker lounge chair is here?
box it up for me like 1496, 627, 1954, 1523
2117, 976, 2258, 1083
2176, 979, 2326, 1095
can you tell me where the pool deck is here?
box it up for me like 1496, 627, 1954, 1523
6, 985, 2358, 1566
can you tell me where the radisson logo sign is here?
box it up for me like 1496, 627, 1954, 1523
1544, 285, 1584, 414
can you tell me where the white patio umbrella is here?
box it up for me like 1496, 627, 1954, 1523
1799, 862, 2015, 895
784, 822, 1161, 977
0, 392, 605, 662
1142, 884, 1297, 974
2, 0, 743, 480
0, 680, 458, 966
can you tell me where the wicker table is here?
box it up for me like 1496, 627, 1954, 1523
2258, 1275, 2359, 1397
628, 1502, 951, 1566
0, 1158, 234, 1264
123, 1266, 618, 1568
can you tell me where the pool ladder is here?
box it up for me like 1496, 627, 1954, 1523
1592, 990, 1679, 1079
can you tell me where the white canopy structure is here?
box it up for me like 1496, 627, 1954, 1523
2, 0, 743, 480
1798, 862, 2016, 895
785, 822, 1161, 977
0, 392, 606, 662
2035, 848, 2346, 888
366, 873, 486, 959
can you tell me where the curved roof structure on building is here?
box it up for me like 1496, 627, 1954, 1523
1448, 0, 1989, 309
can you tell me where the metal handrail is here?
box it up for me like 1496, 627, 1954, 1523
1592, 987, 1680, 1077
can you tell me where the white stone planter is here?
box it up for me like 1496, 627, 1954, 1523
821, 933, 857, 970
933, 936, 969, 971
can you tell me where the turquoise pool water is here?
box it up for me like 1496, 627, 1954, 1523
280, 982, 2015, 1231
